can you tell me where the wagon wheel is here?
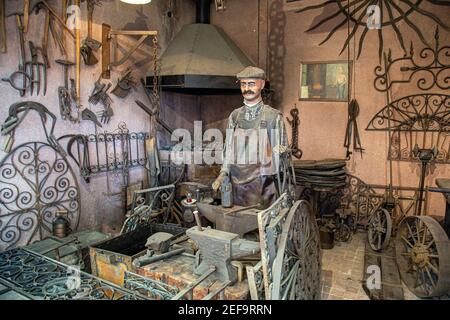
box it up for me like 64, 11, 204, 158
368, 207, 392, 251
395, 216, 450, 298
336, 223, 352, 242
271, 200, 321, 300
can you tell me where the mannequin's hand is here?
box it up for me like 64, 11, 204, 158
273, 144, 288, 154
212, 172, 227, 192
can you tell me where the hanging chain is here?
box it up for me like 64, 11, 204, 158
151, 36, 160, 116
287, 104, 302, 159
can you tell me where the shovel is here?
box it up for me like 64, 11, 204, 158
81, 0, 101, 65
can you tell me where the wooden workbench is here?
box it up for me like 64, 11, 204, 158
136, 254, 250, 300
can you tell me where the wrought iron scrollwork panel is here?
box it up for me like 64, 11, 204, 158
374, 27, 449, 92
257, 193, 292, 299
121, 184, 176, 233
0, 142, 80, 251
0, 248, 147, 300
366, 94, 450, 163
299, 174, 380, 228
61, 125, 149, 182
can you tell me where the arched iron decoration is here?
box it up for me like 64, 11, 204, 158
366, 93, 449, 163
0, 142, 80, 251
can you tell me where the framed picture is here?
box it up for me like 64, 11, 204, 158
299, 61, 352, 102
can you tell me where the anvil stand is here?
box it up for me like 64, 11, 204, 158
412, 145, 438, 216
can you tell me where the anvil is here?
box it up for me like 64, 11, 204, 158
186, 226, 260, 283
196, 202, 259, 237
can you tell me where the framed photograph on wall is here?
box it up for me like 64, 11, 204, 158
299, 61, 352, 102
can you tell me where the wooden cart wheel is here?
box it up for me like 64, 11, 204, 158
368, 207, 392, 251
395, 216, 450, 298
271, 200, 321, 300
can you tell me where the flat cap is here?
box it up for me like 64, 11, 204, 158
236, 66, 265, 80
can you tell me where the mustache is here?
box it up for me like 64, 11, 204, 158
243, 90, 255, 95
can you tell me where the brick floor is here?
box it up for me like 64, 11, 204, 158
319, 231, 450, 300
321, 231, 370, 300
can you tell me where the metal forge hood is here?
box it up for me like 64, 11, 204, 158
146, 23, 254, 91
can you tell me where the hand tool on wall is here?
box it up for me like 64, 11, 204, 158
80, 0, 102, 66
49, 15, 68, 56
344, 99, 364, 159
56, 59, 79, 123
32, 2, 50, 68
134, 100, 173, 135
25, 41, 47, 96
81, 108, 102, 127
74, 0, 81, 108
23, 0, 29, 33
37, 1, 75, 39
31, 1, 77, 65
1, 101, 66, 156
112, 70, 136, 98
1, 108, 31, 153
64, 134, 91, 182
88, 76, 106, 104
97, 83, 113, 124
88, 77, 114, 124
286, 105, 303, 159
2, 12, 29, 96
70, 78, 81, 121
60, 0, 67, 49
0, 0, 6, 53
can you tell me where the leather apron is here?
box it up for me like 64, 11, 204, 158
229, 105, 278, 209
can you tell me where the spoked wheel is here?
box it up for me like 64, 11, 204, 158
368, 207, 392, 251
271, 200, 321, 300
336, 223, 352, 242
395, 216, 450, 298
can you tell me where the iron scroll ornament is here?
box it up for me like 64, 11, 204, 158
374, 27, 449, 92
0, 248, 147, 300
0, 142, 80, 251
366, 94, 449, 132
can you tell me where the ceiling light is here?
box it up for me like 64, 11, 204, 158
120, 0, 152, 4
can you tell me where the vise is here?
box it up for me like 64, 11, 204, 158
186, 226, 260, 283
196, 202, 259, 237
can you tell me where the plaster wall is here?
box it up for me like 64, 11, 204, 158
0, 0, 195, 242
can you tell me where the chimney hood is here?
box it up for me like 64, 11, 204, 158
146, 0, 255, 91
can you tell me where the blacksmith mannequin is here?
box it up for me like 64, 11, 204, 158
212, 66, 288, 209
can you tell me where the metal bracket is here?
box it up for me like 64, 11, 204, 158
101, 23, 157, 79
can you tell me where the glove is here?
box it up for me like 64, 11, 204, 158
212, 171, 227, 192
273, 144, 288, 154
